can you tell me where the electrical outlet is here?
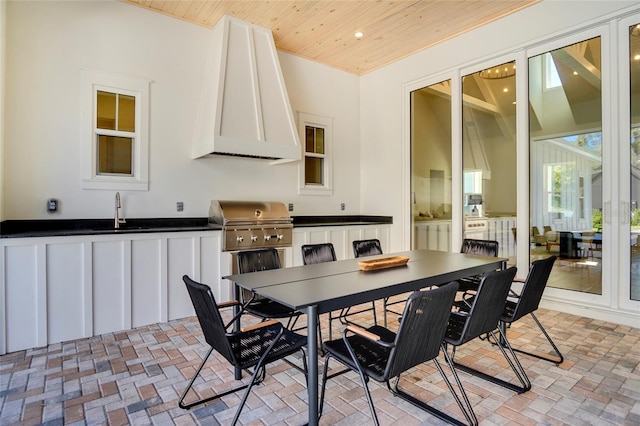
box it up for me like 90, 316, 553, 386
340, 203, 345, 211
288, 203, 294, 212
47, 198, 58, 213
177, 202, 184, 212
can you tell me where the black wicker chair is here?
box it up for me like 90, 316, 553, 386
320, 281, 479, 426
444, 266, 532, 394
350, 239, 383, 326
179, 275, 307, 425
236, 248, 302, 330
497, 255, 562, 364
457, 239, 499, 292
301, 243, 340, 341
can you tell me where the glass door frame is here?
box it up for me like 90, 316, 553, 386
617, 14, 640, 312
525, 24, 614, 308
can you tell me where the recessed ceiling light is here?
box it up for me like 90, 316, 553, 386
573, 71, 578, 75
354, 31, 364, 38
503, 88, 509, 93
634, 54, 640, 61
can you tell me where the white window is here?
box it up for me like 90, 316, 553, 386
298, 112, 333, 195
81, 69, 149, 190
544, 52, 562, 90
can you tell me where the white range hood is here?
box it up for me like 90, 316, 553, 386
192, 15, 301, 163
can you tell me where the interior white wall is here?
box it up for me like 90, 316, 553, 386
2, 0, 360, 220
360, 0, 639, 251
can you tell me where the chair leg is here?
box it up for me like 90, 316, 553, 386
390, 350, 478, 426
449, 328, 532, 394
509, 313, 564, 364
179, 346, 251, 410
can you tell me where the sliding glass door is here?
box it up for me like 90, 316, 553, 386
529, 36, 603, 295
410, 80, 452, 252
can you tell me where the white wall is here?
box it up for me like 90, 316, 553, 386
359, 0, 639, 252
2, 0, 360, 220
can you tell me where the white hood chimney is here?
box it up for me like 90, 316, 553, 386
192, 15, 301, 163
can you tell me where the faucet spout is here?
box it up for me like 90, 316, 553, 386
115, 192, 126, 229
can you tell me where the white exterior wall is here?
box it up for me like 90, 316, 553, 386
2, 0, 360, 221
360, 1, 638, 252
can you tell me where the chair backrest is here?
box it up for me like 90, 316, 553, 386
352, 239, 383, 258
460, 239, 499, 257
504, 256, 556, 323
455, 267, 517, 344
237, 248, 281, 273
543, 225, 553, 233
182, 275, 235, 364
386, 281, 459, 379
301, 243, 337, 265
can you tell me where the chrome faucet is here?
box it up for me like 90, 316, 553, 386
115, 192, 126, 229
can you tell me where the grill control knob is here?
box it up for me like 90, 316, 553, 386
236, 235, 244, 243
251, 235, 258, 242
264, 235, 271, 241
277, 234, 283, 240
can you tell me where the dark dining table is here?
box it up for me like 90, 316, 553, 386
224, 249, 507, 426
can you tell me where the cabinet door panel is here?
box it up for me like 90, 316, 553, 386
47, 242, 84, 344
131, 239, 162, 327
168, 238, 195, 320
5, 245, 39, 352
93, 241, 125, 335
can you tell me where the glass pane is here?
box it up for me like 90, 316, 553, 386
462, 60, 517, 264
410, 80, 452, 252
315, 128, 324, 154
97, 91, 116, 130
305, 157, 323, 184
118, 94, 135, 132
630, 23, 640, 301
529, 37, 602, 295
97, 135, 133, 175
305, 126, 314, 153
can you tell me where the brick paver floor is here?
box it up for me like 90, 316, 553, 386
1, 304, 639, 425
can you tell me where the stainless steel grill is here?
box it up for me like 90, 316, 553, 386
209, 200, 293, 251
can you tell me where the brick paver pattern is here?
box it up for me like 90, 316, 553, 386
1, 302, 639, 425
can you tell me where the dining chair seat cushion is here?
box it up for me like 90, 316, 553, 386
323, 324, 396, 381
228, 323, 307, 369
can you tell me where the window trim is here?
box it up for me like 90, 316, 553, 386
81, 69, 149, 190
298, 112, 333, 195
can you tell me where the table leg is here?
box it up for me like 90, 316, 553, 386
233, 283, 242, 380
306, 305, 318, 426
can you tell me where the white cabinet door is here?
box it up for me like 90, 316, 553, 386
3, 244, 40, 353
131, 239, 163, 328
47, 242, 86, 344
1, 231, 222, 355
92, 240, 127, 335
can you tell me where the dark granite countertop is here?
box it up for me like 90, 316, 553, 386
291, 215, 392, 227
1, 215, 392, 238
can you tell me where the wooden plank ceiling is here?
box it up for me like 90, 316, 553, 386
122, 0, 540, 75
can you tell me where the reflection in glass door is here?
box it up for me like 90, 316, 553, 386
529, 37, 603, 294
462, 61, 517, 264
410, 80, 452, 251
628, 23, 640, 301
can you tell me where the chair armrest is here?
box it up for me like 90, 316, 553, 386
345, 325, 381, 341
513, 277, 526, 283
241, 319, 280, 333
345, 325, 396, 348
217, 300, 241, 309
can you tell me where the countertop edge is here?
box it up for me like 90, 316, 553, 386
1, 215, 393, 238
